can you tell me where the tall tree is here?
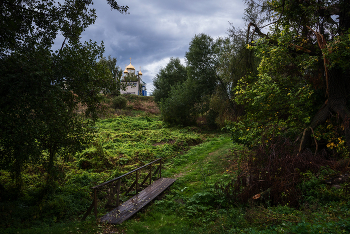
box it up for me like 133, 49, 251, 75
0, 0, 128, 190
185, 33, 223, 118
152, 57, 187, 103
213, 25, 259, 126
160, 34, 223, 126
186, 34, 219, 98
98, 55, 125, 96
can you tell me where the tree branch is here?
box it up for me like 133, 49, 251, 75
307, 26, 330, 97
246, 23, 269, 44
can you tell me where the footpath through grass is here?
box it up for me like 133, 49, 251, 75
3, 109, 350, 233
112, 135, 350, 234
8, 133, 350, 234
0, 113, 227, 234
104, 135, 236, 234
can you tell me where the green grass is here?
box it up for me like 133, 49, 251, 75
0, 115, 223, 233
2, 110, 350, 233
117, 136, 237, 233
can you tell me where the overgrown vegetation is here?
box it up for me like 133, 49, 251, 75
0, 96, 209, 232
0, 0, 129, 191
147, 0, 350, 232
112, 96, 128, 110
3, 0, 350, 233
2, 97, 350, 233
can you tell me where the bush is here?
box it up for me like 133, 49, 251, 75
160, 79, 198, 126
112, 96, 127, 109
216, 137, 333, 207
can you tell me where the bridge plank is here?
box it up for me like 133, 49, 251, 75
100, 177, 176, 224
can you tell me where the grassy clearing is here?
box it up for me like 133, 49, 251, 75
97, 95, 160, 119
2, 96, 350, 233
4, 126, 350, 233
120, 136, 235, 233
112, 136, 350, 234
0, 104, 222, 233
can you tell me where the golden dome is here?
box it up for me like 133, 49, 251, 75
126, 58, 135, 70
138, 70, 143, 75
126, 62, 135, 70
123, 68, 128, 73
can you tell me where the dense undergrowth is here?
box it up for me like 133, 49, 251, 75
0, 96, 210, 233
1, 96, 350, 233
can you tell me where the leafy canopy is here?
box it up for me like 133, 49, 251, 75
159, 34, 224, 126
0, 0, 128, 189
152, 57, 187, 104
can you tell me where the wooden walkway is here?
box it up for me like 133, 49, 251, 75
82, 158, 176, 224
100, 177, 176, 224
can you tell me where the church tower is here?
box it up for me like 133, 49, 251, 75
120, 58, 147, 96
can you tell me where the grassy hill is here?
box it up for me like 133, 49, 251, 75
1, 95, 350, 234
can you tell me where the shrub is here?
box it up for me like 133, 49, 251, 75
215, 136, 333, 207
160, 79, 198, 126
112, 96, 127, 109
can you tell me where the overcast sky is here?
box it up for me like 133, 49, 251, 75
80, 0, 247, 94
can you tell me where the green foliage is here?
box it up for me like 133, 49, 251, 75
217, 26, 259, 99
186, 34, 219, 96
159, 34, 225, 126
236, 0, 350, 156
153, 57, 187, 103
0, 1, 127, 189
160, 79, 198, 125
112, 95, 127, 109
75, 116, 204, 173
230, 26, 318, 146
184, 191, 220, 220
299, 167, 350, 205
325, 30, 350, 71
207, 26, 259, 127
98, 55, 125, 96
313, 118, 349, 158
0, 169, 109, 231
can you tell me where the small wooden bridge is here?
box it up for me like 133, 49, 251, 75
82, 158, 176, 224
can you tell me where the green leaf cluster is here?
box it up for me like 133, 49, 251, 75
231, 25, 319, 146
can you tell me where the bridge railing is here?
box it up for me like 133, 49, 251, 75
82, 158, 162, 220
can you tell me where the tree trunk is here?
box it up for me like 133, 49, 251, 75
14, 157, 23, 193
299, 0, 350, 153
46, 146, 57, 186
299, 66, 350, 153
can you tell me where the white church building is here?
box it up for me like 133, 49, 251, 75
120, 58, 147, 96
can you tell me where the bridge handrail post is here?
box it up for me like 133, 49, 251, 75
116, 179, 121, 207
136, 170, 139, 193
159, 158, 162, 179
93, 188, 98, 219
149, 163, 152, 185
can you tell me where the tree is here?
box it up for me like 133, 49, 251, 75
233, 28, 316, 145
0, 0, 128, 190
152, 57, 187, 103
186, 34, 219, 98
211, 25, 260, 127
160, 34, 223, 126
98, 55, 125, 96
160, 79, 198, 125
237, 0, 350, 153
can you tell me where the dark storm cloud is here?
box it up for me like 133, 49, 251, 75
81, 0, 246, 93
